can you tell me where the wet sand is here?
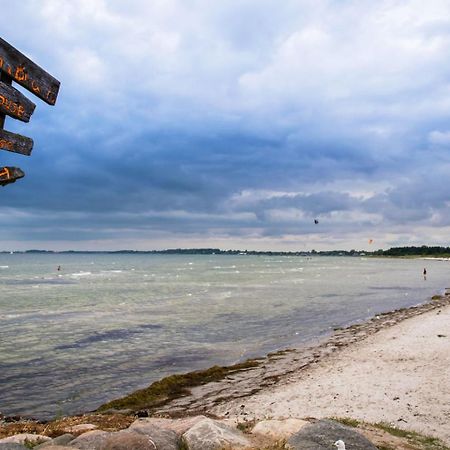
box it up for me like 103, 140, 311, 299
212, 300, 450, 444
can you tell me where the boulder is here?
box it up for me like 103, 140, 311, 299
99, 430, 158, 450
36, 434, 75, 448
37, 447, 74, 450
0, 444, 28, 450
65, 424, 98, 433
0, 434, 51, 446
182, 418, 252, 450
287, 419, 378, 450
127, 422, 179, 449
252, 418, 309, 439
69, 430, 109, 450
130, 415, 207, 436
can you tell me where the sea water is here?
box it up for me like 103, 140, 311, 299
0, 253, 447, 419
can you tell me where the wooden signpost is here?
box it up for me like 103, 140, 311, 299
0, 37, 60, 186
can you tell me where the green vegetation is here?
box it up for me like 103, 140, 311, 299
97, 359, 260, 413
23, 439, 47, 449
374, 422, 450, 450
236, 419, 257, 434
331, 416, 361, 428
373, 245, 450, 257
331, 418, 449, 450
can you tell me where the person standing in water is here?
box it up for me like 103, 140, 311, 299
423, 268, 427, 280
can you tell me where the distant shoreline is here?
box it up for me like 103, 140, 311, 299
3, 245, 450, 258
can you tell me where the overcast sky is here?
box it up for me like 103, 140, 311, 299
1, 0, 450, 251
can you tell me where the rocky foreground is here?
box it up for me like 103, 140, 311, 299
2, 415, 449, 449
0, 415, 398, 449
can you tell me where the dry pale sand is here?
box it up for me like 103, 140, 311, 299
213, 304, 450, 444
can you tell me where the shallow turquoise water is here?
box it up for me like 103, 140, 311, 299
0, 254, 447, 419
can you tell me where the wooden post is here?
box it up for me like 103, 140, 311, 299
0, 70, 12, 129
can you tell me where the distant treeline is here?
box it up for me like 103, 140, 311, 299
373, 246, 450, 257
1, 246, 450, 257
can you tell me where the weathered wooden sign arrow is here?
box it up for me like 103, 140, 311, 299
0, 128, 34, 155
0, 37, 60, 105
0, 37, 60, 186
0, 166, 24, 186
0, 80, 36, 122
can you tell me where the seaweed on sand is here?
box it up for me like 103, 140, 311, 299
97, 359, 261, 413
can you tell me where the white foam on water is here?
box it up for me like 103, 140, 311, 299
70, 271, 92, 278
0, 265, 9, 269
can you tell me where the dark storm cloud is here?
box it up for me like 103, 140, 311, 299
2, 0, 450, 250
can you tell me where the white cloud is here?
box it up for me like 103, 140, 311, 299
428, 130, 450, 145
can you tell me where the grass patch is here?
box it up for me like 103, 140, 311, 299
374, 422, 450, 450
97, 359, 261, 413
331, 417, 361, 428
23, 439, 47, 449
236, 418, 257, 434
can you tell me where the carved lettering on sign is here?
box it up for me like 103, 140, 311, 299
0, 166, 10, 179
0, 129, 34, 155
0, 38, 60, 105
0, 94, 24, 117
0, 166, 24, 186
0, 138, 14, 151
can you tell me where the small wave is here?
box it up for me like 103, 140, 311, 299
1, 313, 23, 319
0, 265, 9, 269
70, 271, 92, 278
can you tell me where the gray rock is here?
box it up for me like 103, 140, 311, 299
0, 434, 51, 446
128, 422, 179, 450
182, 418, 252, 450
69, 430, 109, 450
65, 424, 97, 433
36, 434, 75, 448
99, 430, 158, 450
37, 447, 74, 449
252, 418, 309, 439
287, 419, 378, 450
130, 416, 207, 436
0, 444, 28, 450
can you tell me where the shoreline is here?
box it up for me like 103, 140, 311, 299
135, 294, 450, 419
213, 298, 450, 445
1, 294, 449, 444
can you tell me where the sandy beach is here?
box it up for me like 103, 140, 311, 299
213, 301, 450, 444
